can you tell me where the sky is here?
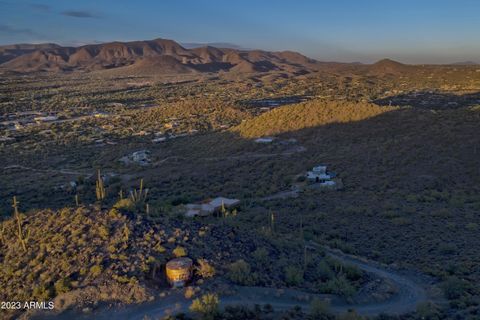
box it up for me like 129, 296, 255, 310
0, 0, 479, 64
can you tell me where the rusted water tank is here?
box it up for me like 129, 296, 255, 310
166, 257, 193, 287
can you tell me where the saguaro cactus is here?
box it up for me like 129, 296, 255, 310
13, 196, 29, 252
96, 170, 106, 201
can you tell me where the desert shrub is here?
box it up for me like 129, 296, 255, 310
98, 225, 110, 240
252, 247, 269, 267
184, 286, 196, 299
54, 277, 71, 295
416, 302, 442, 320
284, 265, 304, 286
313, 259, 333, 279
173, 246, 187, 257
113, 198, 135, 211
309, 298, 333, 320
196, 259, 216, 278
90, 264, 103, 277
343, 264, 362, 281
466, 223, 478, 231
321, 276, 356, 298
228, 259, 256, 285
222, 305, 259, 319
337, 310, 364, 320
442, 276, 467, 300
189, 293, 219, 320
33, 284, 54, 300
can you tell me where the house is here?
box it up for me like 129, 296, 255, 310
306, 165, 337, 187
119, 150, 151, 166
184, 197, 241, 217
306, 171, 331, 182
184, 203, 215, 217
209, 197, 241, 211
34, 115, 58, 123
307, 165, 330, 182
132, 150, 150, 165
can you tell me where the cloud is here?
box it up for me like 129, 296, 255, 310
29, 3, 51, 12
0, 24, 42, 37
61, 10, 99, 18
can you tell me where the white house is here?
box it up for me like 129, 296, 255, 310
306, 165, 336, 186
306, 171, 331, 182
312, 166, 327, 174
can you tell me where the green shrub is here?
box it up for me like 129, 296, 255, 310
54, 277, 72, 295
113, 198, 135, 211
416, 302, 441, 320
228, 259, 255, 285
284, 265, 304, 286
173, 246, 187, 257
442, 276, 467, 300
196, 259, 216, 279
189, 293, 219, 320
322, 276, 356, 298
90, 264, 103, 277
309, 298, 333, 319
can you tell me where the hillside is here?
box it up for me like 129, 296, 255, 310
233, 100, 398, 138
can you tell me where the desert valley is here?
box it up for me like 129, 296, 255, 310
0, 35, 479, 320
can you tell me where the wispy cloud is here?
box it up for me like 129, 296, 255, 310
0, 24, 42, 37
29, 3, 51, 12
61, 10, 99, 18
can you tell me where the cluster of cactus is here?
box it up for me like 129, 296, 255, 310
129, 179, 148, 204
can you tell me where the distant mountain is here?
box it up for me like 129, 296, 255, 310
181, 42, 247, 50
451, 61, 478, 65
0, 43, 62, 64
368, 58, 411, 75
0, 38, 321, 76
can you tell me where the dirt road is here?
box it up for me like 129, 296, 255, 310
33, 246, 441, 320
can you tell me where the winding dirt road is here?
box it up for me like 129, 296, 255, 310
33, 246, 441, 320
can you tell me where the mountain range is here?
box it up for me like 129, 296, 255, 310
0, 38, 323, 75
1, 37, 459, 77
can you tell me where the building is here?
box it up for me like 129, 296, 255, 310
152, 136, 167, 143
306, 165, 330, 183
119, 150, 151, 166
209, 197, 241, 210
306, 165, 337, 186
184, 197, 241, 217
166, 257, 193, 287
34, 115, 58, 122
132, 150, 150, 164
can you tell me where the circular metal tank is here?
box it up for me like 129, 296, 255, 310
166, 257, 193, 287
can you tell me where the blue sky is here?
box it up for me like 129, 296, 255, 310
0, 0, 479, 63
